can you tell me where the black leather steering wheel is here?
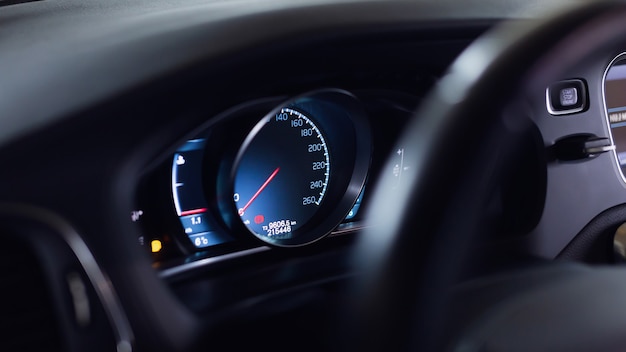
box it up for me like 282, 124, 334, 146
352, 1, 626, 351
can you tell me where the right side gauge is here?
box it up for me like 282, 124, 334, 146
229, 89, 372, 247
604, 54, 626, 180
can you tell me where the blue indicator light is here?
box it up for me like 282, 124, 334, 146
345, 186, 365, 221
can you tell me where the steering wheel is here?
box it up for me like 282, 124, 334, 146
352, 1, 626, 351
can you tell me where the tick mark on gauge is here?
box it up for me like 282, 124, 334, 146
179, 208, 207, 216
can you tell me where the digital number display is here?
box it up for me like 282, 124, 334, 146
171, 139, 234, 248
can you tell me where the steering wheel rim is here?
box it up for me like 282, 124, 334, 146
351, 1, 626, 351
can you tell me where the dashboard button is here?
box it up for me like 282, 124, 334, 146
560, 87, 578, 106
546, 79, 587, 115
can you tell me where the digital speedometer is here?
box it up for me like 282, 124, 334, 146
233, 108, 331, 245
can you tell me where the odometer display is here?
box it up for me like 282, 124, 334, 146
233, 108, 331, 245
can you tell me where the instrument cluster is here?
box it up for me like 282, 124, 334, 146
135, 88, 416, 266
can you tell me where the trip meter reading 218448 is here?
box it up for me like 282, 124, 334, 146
233, 108, 331, 246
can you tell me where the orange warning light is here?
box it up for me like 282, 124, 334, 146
151, 240, 162, 253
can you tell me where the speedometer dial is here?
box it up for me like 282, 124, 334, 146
233, 108, 331, 245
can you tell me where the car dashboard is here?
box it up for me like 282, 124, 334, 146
142, 87, 407, 261
4, 0, 626, 351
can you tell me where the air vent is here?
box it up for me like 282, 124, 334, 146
0, 235, 62, 351
0, 207, 131, 352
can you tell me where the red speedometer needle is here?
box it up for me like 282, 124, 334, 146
238, 167, 280, 216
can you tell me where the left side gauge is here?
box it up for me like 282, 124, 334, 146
171, 139, 234, 248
